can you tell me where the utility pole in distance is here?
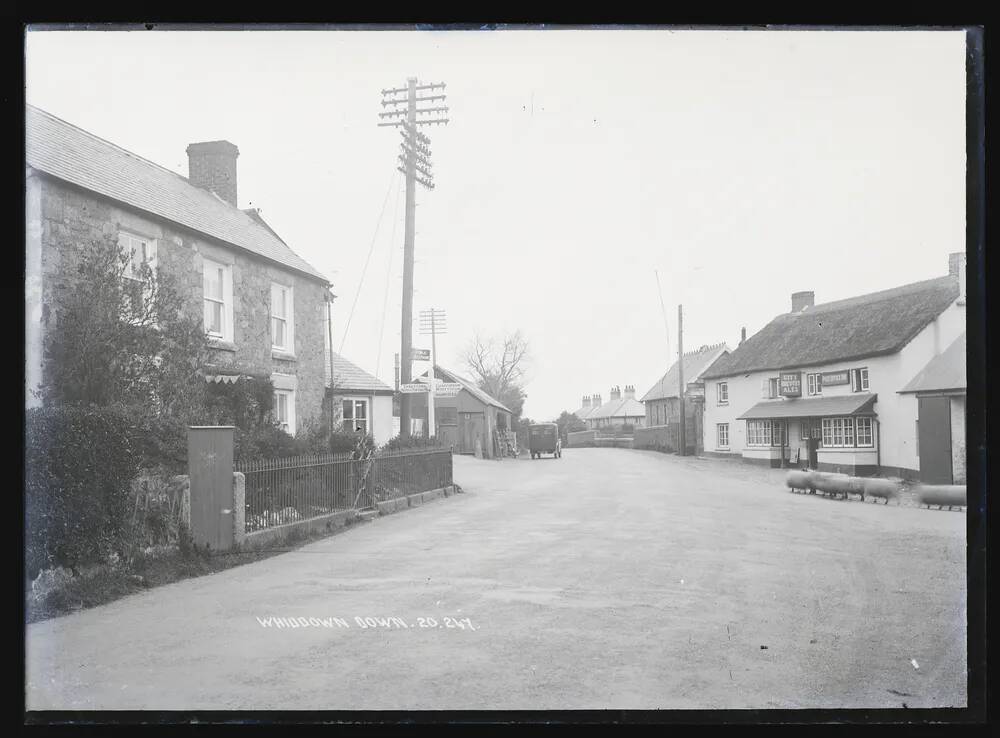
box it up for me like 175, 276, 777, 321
379, 78, 448, 437
677, 304, 685, 457
419, 308, 447, 438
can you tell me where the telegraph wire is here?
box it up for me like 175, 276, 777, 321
339, 167, 399, 354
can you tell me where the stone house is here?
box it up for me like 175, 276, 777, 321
585, 385, 647, 431
25, 105, 332, 435
700, 254, 966, 478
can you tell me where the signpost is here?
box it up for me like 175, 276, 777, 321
411, 348, 430, 361
779, 371, 802, 397
400, 383, 430, 393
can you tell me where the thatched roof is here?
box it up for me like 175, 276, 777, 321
702, 276, 959, 380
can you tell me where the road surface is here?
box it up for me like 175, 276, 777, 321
26, 448, 967, 710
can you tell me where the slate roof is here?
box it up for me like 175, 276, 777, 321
641, 343, 730, 402
899, 332, 966, 394
738, 393, 878, 419
588, 395, 646, 420
327, 352, 394, 394
420, 365, 513, 414
25, 105, 329, 283
702, 276, 960, 380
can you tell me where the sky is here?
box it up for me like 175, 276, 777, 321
25, 28, 967, 422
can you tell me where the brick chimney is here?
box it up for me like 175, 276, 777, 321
610, 386, 621, 401
740, 327, 747, 345
581, 395, 591, 409
624, 385, 636, 400
187, 140, 239, 207
791, 291, 815, 313
592, 393, 602, 407
949, 252, 966, 303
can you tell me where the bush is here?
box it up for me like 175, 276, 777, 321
25, 406, 140, 579
381, 434, 447, 452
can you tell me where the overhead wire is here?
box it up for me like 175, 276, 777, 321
338, 167, 399, 354
375, 175, 403, 378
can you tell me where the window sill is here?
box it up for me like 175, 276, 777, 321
208, 337, 236, 353
717, 402, 729, 407
272, 349, 297, 362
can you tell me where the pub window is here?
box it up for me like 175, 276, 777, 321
822, 418, 833, 446
856, 417, 874, 447
717, 423, 729, 448
851, 367, 870, 393
807, 373, 823, 396
717, 382, 728, 405
843, 417, 855, 447
763, 377, 779, 399
771, 421, 786, 447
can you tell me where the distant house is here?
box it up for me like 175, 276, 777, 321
701, 254, 966, 477
25, 105, 332, 436
411, 365, 513, 458
323, 347, 395, 446
640, 343, 729, 456
586, 386, 646, 430
899, 332, 966, 484
572, 395, 600, 424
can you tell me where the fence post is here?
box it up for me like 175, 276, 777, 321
233, 471, 246, 547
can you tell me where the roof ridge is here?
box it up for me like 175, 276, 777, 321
27, 104, 191, 183
806, 275, 956, 314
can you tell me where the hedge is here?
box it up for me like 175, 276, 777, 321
25, 406, 140, 579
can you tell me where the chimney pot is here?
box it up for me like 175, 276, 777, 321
791, 291, 815, 313
949, 252, 966, 302
187, 140, 240, 207
740, 327, 747, 345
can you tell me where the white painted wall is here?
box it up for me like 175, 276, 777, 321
702, 298, 965, 475
372, 394, 394, 446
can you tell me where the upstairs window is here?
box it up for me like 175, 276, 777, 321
203, 258, 233, 341
271, 283, 294, 352
119, 231, 157, 281
717, 382, 728, 405
807, 373, 823, 396
851, 367, 870, 393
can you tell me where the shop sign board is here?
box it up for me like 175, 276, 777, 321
779, 371, 802, 397
821, 370, 850, 386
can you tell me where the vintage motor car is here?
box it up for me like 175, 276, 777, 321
528, 423, 562, 459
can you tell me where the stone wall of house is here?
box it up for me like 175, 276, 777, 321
35, 174, 328, 432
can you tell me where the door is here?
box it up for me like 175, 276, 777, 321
918, 396, 953, 484
460, 412, 484, 455
187, 426, 235, 551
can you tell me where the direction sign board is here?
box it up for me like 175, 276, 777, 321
411, 348, 430, 361
432, 382, 462, 397
399, 383, 430, 393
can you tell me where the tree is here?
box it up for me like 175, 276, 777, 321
463, 330, 530, 419
38, 234, 209, 420
555, 411, 586, 442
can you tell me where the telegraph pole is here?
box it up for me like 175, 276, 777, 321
419, 308, 447, 438
379, 78, 448, 437
677, 304, 686, 457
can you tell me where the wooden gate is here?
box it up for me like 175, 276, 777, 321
187, 426, 235, 551
459, 412, 484, 455
918, 396, 953, 484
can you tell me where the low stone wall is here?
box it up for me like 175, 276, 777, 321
377, 485, 458, 516
593, 437, 633, 449
633, 425, 676, 452
240, 509, 358, 550
567, 430, 597, 447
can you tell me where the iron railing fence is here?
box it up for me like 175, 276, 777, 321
237, 448, 453, 533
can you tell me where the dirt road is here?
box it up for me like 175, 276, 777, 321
26, 448, 966, 710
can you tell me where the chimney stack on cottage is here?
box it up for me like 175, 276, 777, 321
624, 385, 636, 400
791, 291, 815, 313
609, 386, 621, 402
740, 327, 747, 345
949, 251, 967, 303
592, 393, 602, 407
187, 140, 240, 207
581, 395, 591, 409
